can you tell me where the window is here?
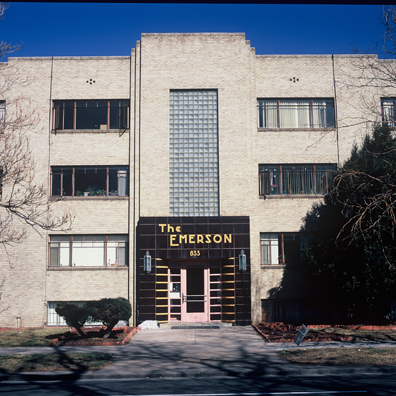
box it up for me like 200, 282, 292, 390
258, 99, 335, 129
381, 98, 396, 127
47, 301, 102, 326
51, 166, 128, 197
170, 90, 219, 217
49, 235, 128, 267
0, 101, 5, 128
53, 100, 129, 131
259, 164, 336, 196
260, 233, 300, 265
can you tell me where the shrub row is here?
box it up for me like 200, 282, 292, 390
55, 297, 132, 339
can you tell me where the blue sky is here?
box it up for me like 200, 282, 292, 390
1, 3, 386, 59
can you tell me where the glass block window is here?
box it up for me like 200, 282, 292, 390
170, 90, 219, 216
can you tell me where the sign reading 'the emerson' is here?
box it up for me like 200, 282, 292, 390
158, 223, 232, 247
137, 216, 249, 260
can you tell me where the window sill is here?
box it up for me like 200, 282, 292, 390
258, 128, 335, 132
48, 266, 128, 271
259, 194, 324, 200
51, 129, 129, 134
50, 196, 129, 201
260, 264, 286, 269
260, 264, 303, 269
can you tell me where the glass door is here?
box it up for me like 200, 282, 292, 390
181, 261, 209, 322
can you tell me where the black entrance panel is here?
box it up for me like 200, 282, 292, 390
186, 268, 204, 313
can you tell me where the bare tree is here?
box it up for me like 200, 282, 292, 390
0, 3, 72, 254
0, 3, 73, 315
336, 6, 396, 130
0, 2, 72, 250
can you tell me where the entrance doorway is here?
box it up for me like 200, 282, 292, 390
168, 260, 223, 323
181, 263, 209, 322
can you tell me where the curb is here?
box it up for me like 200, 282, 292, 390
1, 364, 396, 382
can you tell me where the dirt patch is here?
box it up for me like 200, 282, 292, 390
0, 352, 114, 372
279, 348, 396, 366
51, 326, 138, 346
254, 323, 354, 343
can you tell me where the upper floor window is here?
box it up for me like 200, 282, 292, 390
51, 166, 128, 197
258, 99, 335, 129
53, 100, 129, 131
259, 164, 336, 196
0, 101, 5, 128
260, 233, 300, 265
49, 235, 128, 267
381, 98, 396, 127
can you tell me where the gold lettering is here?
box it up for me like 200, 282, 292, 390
189, 234, 195, 244
167, 224, 174, 233
179, 235, 188, 244
170, 235, 178, 246
175, 226, 181, 233
213, 234, 222, 243
224, 234, 232, 244
205, 234, 211, 243
197, 234, 204, 244
159, 224, 166, 233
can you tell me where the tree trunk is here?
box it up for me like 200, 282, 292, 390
102, 320, 118, 339
74, 325, 87, 338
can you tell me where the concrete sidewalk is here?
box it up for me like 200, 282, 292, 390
1, 324, 396, 382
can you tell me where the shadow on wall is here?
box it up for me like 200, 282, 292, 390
262, 263, 395, 325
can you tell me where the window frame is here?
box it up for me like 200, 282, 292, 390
259, 164, 336, 196
52, 100, 130, 131
260, 232, 301, 265
257, 98, 335, 129
0, 101, 5, 129
48, 234, 128, 268
50, 166, 129, 197
381, 98, 396, 127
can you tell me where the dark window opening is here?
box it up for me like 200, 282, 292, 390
51, 166, 128, 197
53, 100, 129, 131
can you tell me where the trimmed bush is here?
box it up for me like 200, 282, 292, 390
87, 297, 132, 339
55, 302, 91, 338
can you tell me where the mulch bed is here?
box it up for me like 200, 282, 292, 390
253, 322, 355, 343
51, 326, 138, 346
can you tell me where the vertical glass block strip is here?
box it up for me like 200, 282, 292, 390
170, 90, 219, 216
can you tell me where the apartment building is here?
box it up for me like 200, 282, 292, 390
0, 33, 387, 327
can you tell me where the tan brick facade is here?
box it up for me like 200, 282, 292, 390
0, 33, 389, 327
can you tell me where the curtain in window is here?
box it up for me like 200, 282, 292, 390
279, 100, 310, 128
259, 165, 280, 195
72, 236, 105, 267
312, 99, 334, 128
316, 165, 336, 194
49, 236, 71, 266
258, 100, 278, 128
0, 102, 5, 119
382, 99, 396, 127
282, 166, 314, 195
260, 233, 279, 264
118, 170, 128, 196
107, 236, 127, 266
